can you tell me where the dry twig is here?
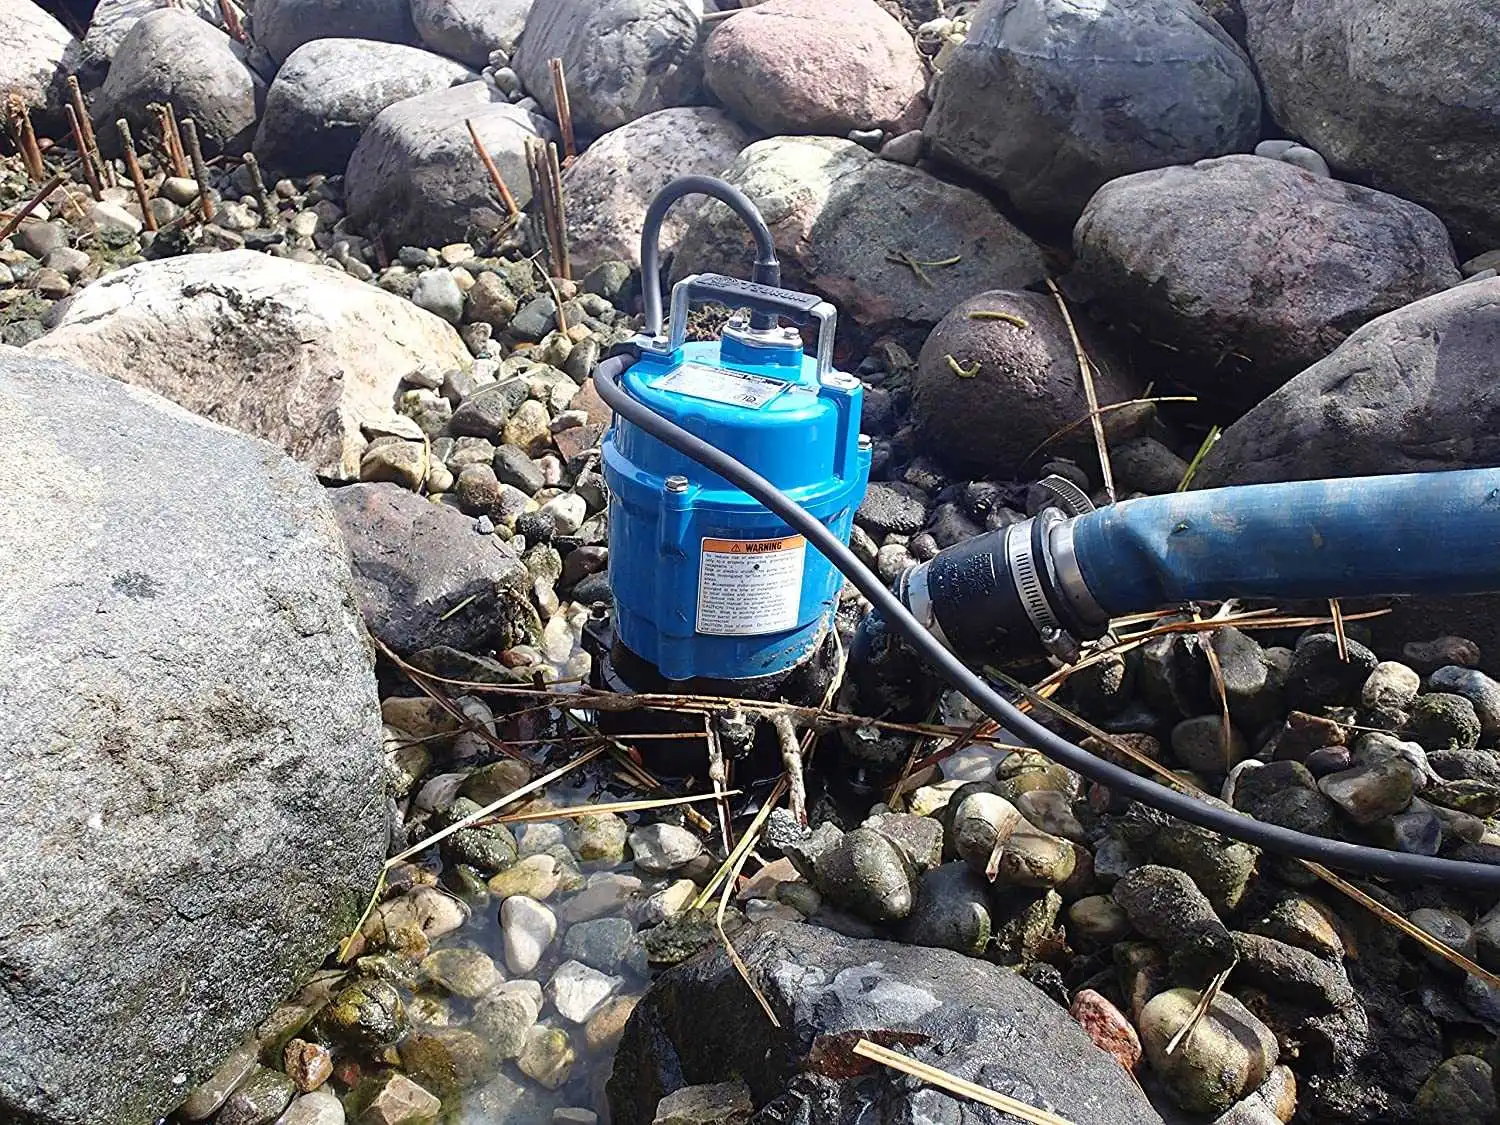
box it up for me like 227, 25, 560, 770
1046, 277, 1115, 503
64, 106, 102, 200
854, 1040, 1078, 1125
67, 76, 113, 189
179, 117, 214, 220
7, 96, 44, 183
547, 57, 577, 163
466, 117, 521, 220
116, 119, 158, 232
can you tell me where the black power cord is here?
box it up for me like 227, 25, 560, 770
603, 179, 1500, 890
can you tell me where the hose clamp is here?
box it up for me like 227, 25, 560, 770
1005, 517, 1063, 640
1048, 517, 1107, 629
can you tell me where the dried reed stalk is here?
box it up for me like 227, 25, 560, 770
116, 119, 158, 232
495, 790, 739, 824
1046, 277, 1114, 503
547, 57, 577, 163
242, 152, 276, 226
64, 105, 102, 200
68, 76, 113, 188
179, 117, 214, 220
466, 117, 521, 219
854, 1040, 1079, 1125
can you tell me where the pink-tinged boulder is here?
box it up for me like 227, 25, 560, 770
564, 107, 752, 277
705, 0, 927, 136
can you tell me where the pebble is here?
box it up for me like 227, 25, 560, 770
1404, 693, 1483, 754
991, 820, 1077, 889
1362, 660, 1422, 716
652, 1082, 754, 1125
540, 491, 587, 535
43, 245, 90, 280
1317, 760, 1415, 824
471, 989, 538, 1058
1067, 895, 1131, 946
584, 993, 640, 1052
318, 980, 408, 1051
562, 916, 640, 974
420, 947, 503, 998
812, 826, 915, 924
629, 823, 705, 874
354, 1073, 440, 1125
949, 791, 1022, 873
13, 219, 67, 257
641, 878, 699, 924
1069, 989, 1141, 1073
1171, 714, 1251, 772
1140, 988, 1279, 1115
517, 1025, 576, 1088
502, 895, 558, 975
411, 268, 465, 324
1413, 1055, 1497, 1124
489, 854, 563, 901
276, 1090, 345, 1125
282, 1039, 332, 1092
177, 1037, 259, 1119
1404, 636, 1482, 674
217, 1066, 295, 1125
560, 873, 643, 923
548, 959, 623, 1023
1429, 666, 1500, 740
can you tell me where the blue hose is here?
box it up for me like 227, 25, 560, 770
1073, 468, 1500, 615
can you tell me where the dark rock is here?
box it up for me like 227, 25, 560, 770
1406, 637, 1484, 676
1413, 1055, 1497, 1125
451, 378, 531, 440
253, 38, 476, 176
346, 82, 553, 250
1241, 0, 1500, 251
927, 0, 1260, 226
910, 289, 1141, 476
94, 9, 265, 155
1112, 865, 1236, 986
1195, 279, 1500, 486
1072, 155, 1459, 400
0, 351, 383, 1125
252, 0, 419, 64
512, 0, 705, 139
1404, 693, 1483, 754
899, 861, 992, 955
327, 482, 532, 656
1429, 666, 1500, 741
1318, 760, 1416, 825
607, 920, 1163, 1125
855, 481, 928, 535
811, 826, 916, 924
1231, 931, 1354, 1010
217, 1067, 296, 1125
1430, 748, 1500, 786
1284, 632, 1378, 710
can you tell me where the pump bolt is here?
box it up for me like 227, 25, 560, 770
858, 434, 873, 451
665, 474, 690, 493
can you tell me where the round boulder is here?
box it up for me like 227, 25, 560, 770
345, 82, 555, 250
1194, 277, 1500, 487
411, 0, 532, 67
253, 38, 477, 176
81, 0, 223, 75
1242, 0, 1500, 252
912, 290, 1141, 476
0, 0, 80, 114
927, 0, 1262, 227
512, 0, 705, 139
704, 0, 927, 136
93, 8, 265, 155
563, 107, 751, 277
1072, 155, 1460, 402
251, 0, 419, 64
672, 136, 1046, 326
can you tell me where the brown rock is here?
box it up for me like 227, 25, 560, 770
1068, 988, 1141, 1073
283, 1039, 332, 1092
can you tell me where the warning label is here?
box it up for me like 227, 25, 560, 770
656, 363, 788, 410
696, 535, 806, 636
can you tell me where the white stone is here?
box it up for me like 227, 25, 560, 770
627, 823, 704, 874
89, 201, 143, 238
547, 959, 622, 1024
540, 492, 587, 535
502, 895, 557, 975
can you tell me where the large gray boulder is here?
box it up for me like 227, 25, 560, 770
28, 251, 471, 481
92, 8, 265, 155
1, 0, 81, 115
1071, 155, 1461, 402
412, 0, 532, 67
512, 0, 705, 139
913, 289, 1142, 476
1195, 279, 1500, 487
251, 0, 419, 64
81, 0, 223, 75
253, 38, 476, 175
345, 81, 554, 250
327, 482, 534, 656
927, 0, 1262, 227
609, 920, 1163, 1125
1242, 0, 1500, 253
564, 106, 751, 277
0, 347, 384, 1125
703, 0, 927, 137
672, 136, 1046, 326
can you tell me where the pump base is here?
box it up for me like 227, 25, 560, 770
584, 617, 842, 784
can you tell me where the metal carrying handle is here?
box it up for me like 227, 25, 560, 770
666, 272, 840, 381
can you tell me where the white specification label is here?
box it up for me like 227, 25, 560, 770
656, 363, 787, 410
696, 535, 806, 636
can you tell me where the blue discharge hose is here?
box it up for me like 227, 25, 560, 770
1074, 469, 1500, 614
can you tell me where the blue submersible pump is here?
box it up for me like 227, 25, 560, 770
591, 176, 1500, 889
587, 177, 869, 743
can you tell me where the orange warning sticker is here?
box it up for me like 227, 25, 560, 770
697, 535, 806, 636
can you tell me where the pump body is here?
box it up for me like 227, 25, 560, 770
601, 273, 870, 682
